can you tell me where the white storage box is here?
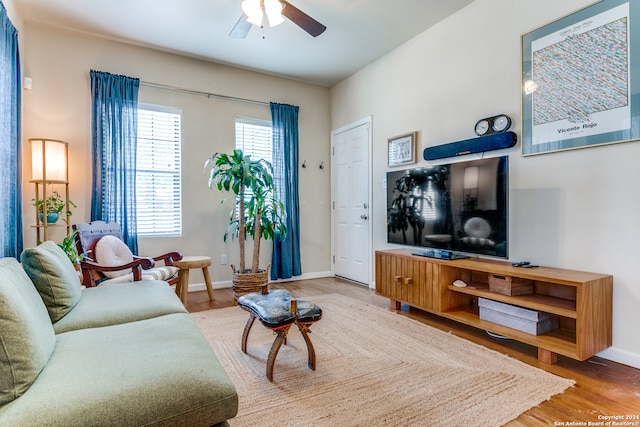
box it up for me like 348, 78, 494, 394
478, 298, 558, 335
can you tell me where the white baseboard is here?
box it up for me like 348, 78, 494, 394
186, 271, 334, 293
270, 270, 334, 283
187, 281, 232, 292
597, 347, 640, 370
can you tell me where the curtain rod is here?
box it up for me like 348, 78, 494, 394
140, 80, 270, 107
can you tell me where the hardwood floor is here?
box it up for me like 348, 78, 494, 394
187, 277, 640, 425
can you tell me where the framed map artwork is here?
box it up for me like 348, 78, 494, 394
521, 0, 640, 155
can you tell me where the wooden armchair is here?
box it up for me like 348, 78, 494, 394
73, 221, 182, 287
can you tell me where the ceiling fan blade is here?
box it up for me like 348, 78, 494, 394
281, 1, 326, 37
229, 15, 252, 39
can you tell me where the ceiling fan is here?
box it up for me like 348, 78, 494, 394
229, 0, 327, 39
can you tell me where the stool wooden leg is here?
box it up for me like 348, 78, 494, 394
178, 269, 190, 307
174, 279, 182, 298
202, 266, 215, 301
241, 313, 256, 353
267, 325, 291, 381
296, 321, 317, 371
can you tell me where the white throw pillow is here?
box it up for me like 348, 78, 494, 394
94, 235, 134, 278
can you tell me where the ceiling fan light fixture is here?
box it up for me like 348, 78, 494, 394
241, 0, 263, 26
231, 0, 325, 39
264, 0, 284, 27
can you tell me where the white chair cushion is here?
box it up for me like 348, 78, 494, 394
94, 235, 134, 279
98, 266, 179, 285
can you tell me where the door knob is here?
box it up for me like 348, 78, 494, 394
360, 214, 368, 220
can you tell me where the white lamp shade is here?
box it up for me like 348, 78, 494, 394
241, 0, 263, 26
30, 138, 68, 182
264, 0, 284, 26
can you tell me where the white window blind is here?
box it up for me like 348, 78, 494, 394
136, 104, 182, 236
235, 118, 273, 208
235, 117, 272, 164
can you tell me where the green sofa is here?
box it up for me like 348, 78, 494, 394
0, 241, 238, 426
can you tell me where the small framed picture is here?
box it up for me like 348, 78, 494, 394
388, 132, 417, 166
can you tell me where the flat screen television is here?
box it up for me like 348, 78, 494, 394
386, 156, 508, 259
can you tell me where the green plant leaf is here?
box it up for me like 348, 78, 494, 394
204, 149, 287, 272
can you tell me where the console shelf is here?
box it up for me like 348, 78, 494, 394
445, 283, 577, 318
375, 249, 613, 363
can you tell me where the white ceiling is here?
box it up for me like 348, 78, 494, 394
15, 0, 476, 87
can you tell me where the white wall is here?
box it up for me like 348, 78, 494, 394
1, 0, 20, 29
21, 24, 332, 286
331, 0, 640, 368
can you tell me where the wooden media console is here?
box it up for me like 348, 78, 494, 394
375, 249, 613, 363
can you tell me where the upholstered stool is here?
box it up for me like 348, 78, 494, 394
237, 288, 322, 381
172, 256, 215, 307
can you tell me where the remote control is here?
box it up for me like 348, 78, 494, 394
512, 261, 530, 267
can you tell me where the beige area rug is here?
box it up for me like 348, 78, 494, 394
192, 294, 574, 427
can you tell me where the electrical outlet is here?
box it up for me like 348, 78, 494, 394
220, 254, 228, 265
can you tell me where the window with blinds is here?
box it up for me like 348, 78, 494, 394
235, 117, 272, 164
136, 104, 182, 237
235, 117, 273, 210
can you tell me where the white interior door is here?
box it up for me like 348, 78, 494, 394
331, 117, 371, 287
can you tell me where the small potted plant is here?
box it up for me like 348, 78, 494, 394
205, 149, 286, 299
32, 190, 76, 224
57, 229, 86, 283
58, 229, 86, 268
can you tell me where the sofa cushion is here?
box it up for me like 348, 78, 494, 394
0, 313, 238, 426
0, 258, 56, 405
94, 235, 134, 278
20, 241, 82, 322
53, 281, 187, 334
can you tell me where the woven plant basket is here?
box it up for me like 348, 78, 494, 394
231, 264, 270, 301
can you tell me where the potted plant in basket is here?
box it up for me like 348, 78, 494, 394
32, 190, 76, 224
205, 149, 286, 299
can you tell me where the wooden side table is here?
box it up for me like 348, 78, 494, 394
172, 256, 215, 307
